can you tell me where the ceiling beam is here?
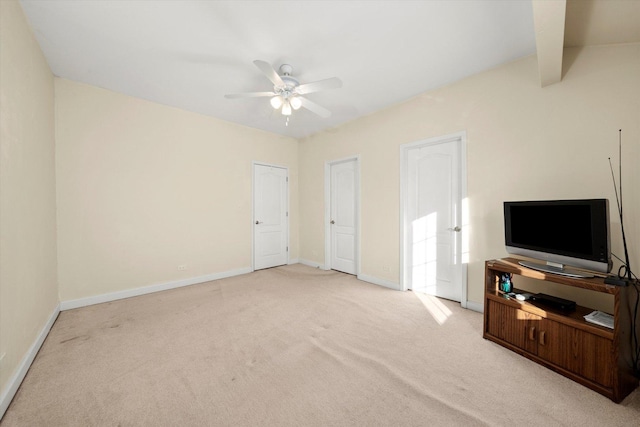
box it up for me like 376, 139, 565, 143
532, 0, 566, 87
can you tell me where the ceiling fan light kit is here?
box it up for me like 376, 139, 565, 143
225, 60, 342, 121
270, 96, 283, 109
281, 102, 292, 116
290, 97, 302, 110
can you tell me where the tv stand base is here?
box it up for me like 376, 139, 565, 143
518, 260, 594, 278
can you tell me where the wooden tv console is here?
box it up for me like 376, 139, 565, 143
483, 258, 639, 402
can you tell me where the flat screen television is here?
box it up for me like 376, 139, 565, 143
504, 199, 612, 278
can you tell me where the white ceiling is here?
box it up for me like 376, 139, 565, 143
17, 1, 638, 139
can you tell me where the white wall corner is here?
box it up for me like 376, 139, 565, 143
0, 304, 60, 419
465, 301, 484, 313
298, 259, 325, 269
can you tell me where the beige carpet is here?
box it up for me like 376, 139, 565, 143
2, 264, 640, 426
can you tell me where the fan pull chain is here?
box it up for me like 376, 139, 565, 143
285, 116, 290, 126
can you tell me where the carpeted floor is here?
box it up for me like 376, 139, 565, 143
2, 264, 640, 426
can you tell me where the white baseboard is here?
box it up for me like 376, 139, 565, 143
60, 267, 253, 311
1, 304, 60, 420
357, 273, 401, 291
298, 258, 325, 269
288, 258, 299, 265
466, 300, 484, 313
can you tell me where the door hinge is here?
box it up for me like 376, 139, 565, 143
286, 177, 289, 182
286, 246, 289, 251
286, 212, 289, 217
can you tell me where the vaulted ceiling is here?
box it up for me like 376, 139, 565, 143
19, 0, 640, 139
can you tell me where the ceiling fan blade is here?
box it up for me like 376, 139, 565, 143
298, 96, 332, 118
295, 77, 342, 95
224, 91, 275, 99
253, 60, 284, 87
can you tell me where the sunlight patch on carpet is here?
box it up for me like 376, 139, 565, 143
412, 292, 453, 325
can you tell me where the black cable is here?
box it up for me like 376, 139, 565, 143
632, 281, 640, 377
607, 130, 638, 373
611, 252, 639, 376
627, 273, 639, 376
611, 253, 638, 280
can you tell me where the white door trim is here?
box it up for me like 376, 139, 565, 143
324, 155, 361, 275
399, 132, 468, 307
252, 161, 290, 271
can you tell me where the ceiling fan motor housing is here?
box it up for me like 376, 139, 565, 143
276, 64, 298, 93
279, 64, 293, 76
277, 64, 299, 100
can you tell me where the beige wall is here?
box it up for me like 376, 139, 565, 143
299, 43, 640, 305
0, 0, 58, 399
55, 79, 298, 301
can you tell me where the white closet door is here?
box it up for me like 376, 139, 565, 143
330, 160, 357, 274
254, 164, 288, 270
406, 139, 462, 301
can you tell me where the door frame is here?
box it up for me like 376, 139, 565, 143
399, 132, 468, 307
324, 155, 361, 275
252, 161, 290, 271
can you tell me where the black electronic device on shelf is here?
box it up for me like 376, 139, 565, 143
529, 293, 576, 312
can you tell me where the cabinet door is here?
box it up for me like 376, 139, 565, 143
486, 300, 540, 354
537, 319, 613, 388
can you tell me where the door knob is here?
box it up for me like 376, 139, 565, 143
330, 220, 335, 224
255, 221, 262, 225
447, 226, 461, 232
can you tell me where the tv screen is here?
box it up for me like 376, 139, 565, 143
504, 199, 611, 275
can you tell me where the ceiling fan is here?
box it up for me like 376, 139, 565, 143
225, 60, 342, 118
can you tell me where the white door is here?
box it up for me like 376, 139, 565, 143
405, 138, 463, 301
254, 164, 288, 270
329, 159, 357, 274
